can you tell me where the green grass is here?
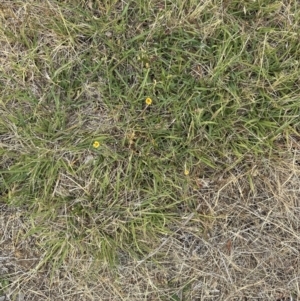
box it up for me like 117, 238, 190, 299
1, 0, 300, 274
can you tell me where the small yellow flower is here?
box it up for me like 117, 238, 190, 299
145, 97, 152, 105
93, 141, 100, 148
184, 169, 189, 176
145, 62, 150, 68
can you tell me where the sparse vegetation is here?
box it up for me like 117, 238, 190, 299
1, 0, 300, 300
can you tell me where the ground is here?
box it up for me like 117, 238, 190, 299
0, 0, 300, 300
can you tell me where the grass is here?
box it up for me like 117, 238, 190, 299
1, 0, 300, 300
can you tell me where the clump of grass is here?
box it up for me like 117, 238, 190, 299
1, 0, 300, 292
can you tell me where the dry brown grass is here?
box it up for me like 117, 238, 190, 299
1, 151, 300, 300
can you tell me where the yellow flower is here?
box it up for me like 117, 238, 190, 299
145, 97, 152, 105
184, 168, 189, 176
145, 62, 150, 68
93, 141, 100, 148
